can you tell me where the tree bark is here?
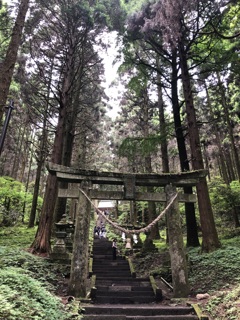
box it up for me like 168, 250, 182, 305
11, 126, 26, 179
30, 95, 66, 252
171, 50, 200, 247
30, 21, 78, 252
225, 150, 236, 181
217, 72, 240, 180
28, 158, 43, 227
55, 54, 84, 223
28, 62, 52, 228
204, 83, 229, 183
156, 57, 169, 174
142, 88, 159, 241
0, 0, 30, 122
179, 41, 220, 252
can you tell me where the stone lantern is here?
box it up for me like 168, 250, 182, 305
65, 217, 75, 252
50, 214, 71, 263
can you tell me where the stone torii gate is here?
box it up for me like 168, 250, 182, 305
48, 163, 207, 298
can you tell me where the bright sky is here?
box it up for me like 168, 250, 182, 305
100, 32, 123, 119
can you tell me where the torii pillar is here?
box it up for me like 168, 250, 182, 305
165, 184, 190, 297
68, 181, 92, 297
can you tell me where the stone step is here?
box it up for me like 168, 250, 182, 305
83, 316, 198, 320
83, 305, 198, 319
97, 286, 153, 292
92, 249, 112, 252
95, 273, 132, 278
96, 290, 155, 297
93, 270, 130, 275
96, 276, 150, 281
94, 269, 131, 274
93, 260, 128, 265
93, 266, 130, 271
93, 256, 128, 266
92, 255, 125, 260
87, 239, 199, 319
93, 295, 156, 304
92, 245, 112, 249
96, 277, 150, 287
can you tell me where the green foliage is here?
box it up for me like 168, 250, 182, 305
188, 243, 240, 294
120, 0, 147, 15
0, 176, 43, 226
0, 2, 13, 60
0, 267, 69, 320
0, 226, 81, 320
229, 180, 240, 204
119, 135, 164, 161
208, 177, 240, 223
117, 211, 129, 224
0, 225, 37, 248
205, 285, 240, 320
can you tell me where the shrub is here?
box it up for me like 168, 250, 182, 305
0, 176, 43, 226
0, 267, 70, 320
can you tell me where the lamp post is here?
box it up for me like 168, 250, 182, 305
0, 100, 14, 155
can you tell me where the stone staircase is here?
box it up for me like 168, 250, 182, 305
83, 237, 200, 320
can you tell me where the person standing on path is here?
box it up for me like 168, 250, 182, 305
112, 239, 117, 260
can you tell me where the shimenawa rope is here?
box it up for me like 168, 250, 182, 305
79, 187, 178, 234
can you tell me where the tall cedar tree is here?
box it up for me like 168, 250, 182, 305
30, 0, 111, 253
124, 3, 200, 246
144, 0, 222, 251
30, 0, 95, 253
0, 0, 29, 122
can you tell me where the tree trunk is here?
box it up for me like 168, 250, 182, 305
28, 158, 43, 227
11, 126, 26, 179
28, 67, 51, 228
30, 97, 66, 252
55, 70, 83, 223
30, 27, 78, 252
179, 41, 220, 252
54, 108, 75, 222
202, 142, 211, 181
204, 83, 229, 183
232, 207, 240, 228
171, 50, 200, 247
22, 140, 34, 223
68, 182, 91, 297
0, 0, 30, 122
156, 57, 169, 174
28, 127, 48, 227
165, 184, 190, 298
142, 88, 159, 241
225, 150, 236, 181
19, 125, 31, 183
217, 72, 240, 180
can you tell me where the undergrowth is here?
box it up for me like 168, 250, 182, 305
0, 267, 68, 320
0, 225, 81, 320
132, 230, 240, 320
2, 224, 240, 319
188, 245, 240, 293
